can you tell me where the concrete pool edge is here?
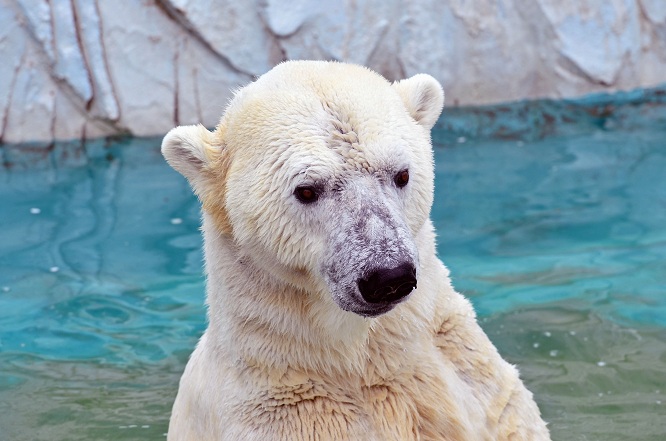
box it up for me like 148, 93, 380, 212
2, 83, 666, 170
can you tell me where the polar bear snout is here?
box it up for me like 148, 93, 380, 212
358, 262, 417, 304
320, 181, 421, 317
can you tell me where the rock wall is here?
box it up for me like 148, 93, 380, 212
1, 0, 665, 144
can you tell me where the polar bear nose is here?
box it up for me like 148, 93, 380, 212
358, 263, 417, 304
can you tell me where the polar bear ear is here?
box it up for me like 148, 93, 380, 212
161, 124, 217, 195
392, 74, 445, 130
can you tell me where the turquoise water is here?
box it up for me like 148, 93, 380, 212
1, 93, 665, 440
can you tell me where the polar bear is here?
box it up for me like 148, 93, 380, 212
161, 61, 550, 441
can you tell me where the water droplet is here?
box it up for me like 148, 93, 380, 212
30, 207, 41, 214
544, 331, 551, 337
142, 425, 150, 428
1, 286, 9, 292
657, 400, 662, 405
597, 361, 606, 367
549, 350, 558, 357
457, 136, 466, 143
128, 425, 137, 428
569, 331, 576, 336
170, 218, 183, 225
533, 343, 540, 348
49, 266, 59, 273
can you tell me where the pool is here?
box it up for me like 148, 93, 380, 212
1, 89, 665, 440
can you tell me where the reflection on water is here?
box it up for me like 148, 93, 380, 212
1, 98, 665, 440
0, 140, 204, 440
433, 128, 666, 327
432, 127, 666, 440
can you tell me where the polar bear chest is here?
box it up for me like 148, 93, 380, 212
237, 362, 486, 441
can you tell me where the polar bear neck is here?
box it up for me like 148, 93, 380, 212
200, 214, 373, 375
198, 213, 445, 377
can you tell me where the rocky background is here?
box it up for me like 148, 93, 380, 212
1, 0, 665, 145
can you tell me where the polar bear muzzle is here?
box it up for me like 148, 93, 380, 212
321, 179, 420, 317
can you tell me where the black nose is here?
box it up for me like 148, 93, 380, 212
358, 263, 417, 304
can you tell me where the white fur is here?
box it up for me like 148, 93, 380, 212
162, 61, 550, 441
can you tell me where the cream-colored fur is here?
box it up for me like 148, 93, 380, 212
162, 61, 550, 440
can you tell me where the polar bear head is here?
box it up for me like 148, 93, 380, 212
162, 61, 444, 318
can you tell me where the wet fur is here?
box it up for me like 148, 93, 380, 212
162, 61, 550, 440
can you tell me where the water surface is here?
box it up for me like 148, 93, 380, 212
1, 95, 665, 440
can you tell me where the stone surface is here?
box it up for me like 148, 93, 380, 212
1, 0, 665, 144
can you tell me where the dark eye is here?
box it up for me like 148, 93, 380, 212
394, 169, 409, 188
294, 186, 319, 204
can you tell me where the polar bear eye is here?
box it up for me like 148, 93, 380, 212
294, 186, 319, 204
394, 169, 410, 188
